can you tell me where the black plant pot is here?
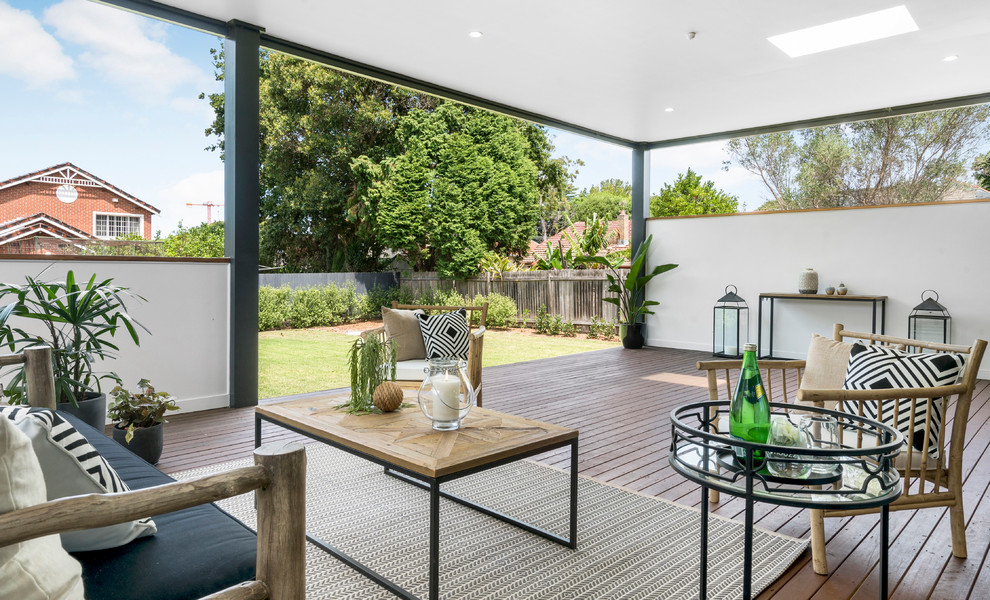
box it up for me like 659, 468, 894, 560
57, 392, 107, 432
621, 323, 645, 349
112, 422, 164, 465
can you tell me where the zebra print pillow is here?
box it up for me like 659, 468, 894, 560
0, 406, 157, 551
418, 308, 470, 360
840, 343, 966, 459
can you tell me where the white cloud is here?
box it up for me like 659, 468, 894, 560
149, 170, 224, 235
43, 0, 209, 104
0, 1, 74, 87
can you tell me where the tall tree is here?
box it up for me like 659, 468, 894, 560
570, 179, 631, 223
724, 106, 990, 209
354, 104, 542, 279
972, 151, 990, 189
650, 168, 738, 217
203, 49, 574, 273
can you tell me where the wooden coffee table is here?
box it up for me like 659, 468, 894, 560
255, 389, 579, 600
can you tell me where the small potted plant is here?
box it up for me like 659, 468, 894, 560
0, 267, 146, 430
337, 336, 397, 414
107, 378, 178, 465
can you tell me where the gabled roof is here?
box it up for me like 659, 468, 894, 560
0, 163, 160, 215
0, 213, 93, 247
525, 211, 631, 266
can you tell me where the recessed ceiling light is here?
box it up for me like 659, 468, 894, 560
944, 54, 959, 62
767, 5, 918, 58
664, 107, 675, 113
468, 31, 483, 38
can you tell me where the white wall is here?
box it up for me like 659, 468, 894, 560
0, 259, 229, 414
644, 201, 990, 379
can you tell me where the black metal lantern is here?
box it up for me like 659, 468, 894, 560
713, 285, 748, 358
908, 290, 951, 349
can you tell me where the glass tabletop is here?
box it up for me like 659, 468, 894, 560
669, 401, 904, 510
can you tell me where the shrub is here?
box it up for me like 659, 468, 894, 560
534, 304, 552, 335
561, 320, 577, 337
289, 286, 331, 328
359, 285, 409, 320
589, 315, 616, 340
470, 292, 517, 328
259, 285, 292, 331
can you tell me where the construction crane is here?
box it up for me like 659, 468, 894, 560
186, 202, 223, 224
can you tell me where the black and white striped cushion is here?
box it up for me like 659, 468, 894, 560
0, 406, 157, 551
840, 343, 966, 459
417, 308, 470, 360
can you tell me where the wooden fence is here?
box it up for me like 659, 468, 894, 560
401, 270, 625, 325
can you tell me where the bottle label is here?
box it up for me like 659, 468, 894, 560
755, 384, 766, 400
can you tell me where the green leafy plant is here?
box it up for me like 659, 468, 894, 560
339, 336, 397, 414
576, 234, 678, 325
534, 304, 551, 335
107, 379, 178, 443
588, 316, 617, 340
0, 268, 146, 406
561, 320, 577, 337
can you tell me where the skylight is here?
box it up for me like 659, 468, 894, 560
767, 6, 919, 58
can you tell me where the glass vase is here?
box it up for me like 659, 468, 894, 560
417, 358, 475, 431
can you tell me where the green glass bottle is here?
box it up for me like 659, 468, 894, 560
729, 343, 770, 460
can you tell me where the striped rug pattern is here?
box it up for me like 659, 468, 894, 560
176, 445, 807, 599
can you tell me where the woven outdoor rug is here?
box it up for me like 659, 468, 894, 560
176, 444, 807, 599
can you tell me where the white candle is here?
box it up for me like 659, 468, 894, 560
433, 374, 461, 422
725, 345, 738, 356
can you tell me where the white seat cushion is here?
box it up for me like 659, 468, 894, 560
395, 359, 431, 382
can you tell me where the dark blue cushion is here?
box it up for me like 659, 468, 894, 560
60, 412, 257, 600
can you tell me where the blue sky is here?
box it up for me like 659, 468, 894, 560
0, 0, 767, 235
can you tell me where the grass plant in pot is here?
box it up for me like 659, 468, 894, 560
0, 268, 146, 430
337, 335, 399, 414
578, 235, 678, 349
107, 378, 178, 465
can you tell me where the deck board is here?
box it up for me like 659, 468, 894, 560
147, 346, 990, 600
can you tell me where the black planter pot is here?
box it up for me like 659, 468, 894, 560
112, 422, 164, 465
621, 323, 645, 349
57, 392, 107, 432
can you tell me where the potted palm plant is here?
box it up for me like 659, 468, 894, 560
578, 234, 678, 349
0, 268, 146, 429
107, 378, 178, 464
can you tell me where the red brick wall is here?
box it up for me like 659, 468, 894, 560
0, 181, 154, 239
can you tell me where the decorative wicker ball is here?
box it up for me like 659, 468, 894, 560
373, 382, 404, 412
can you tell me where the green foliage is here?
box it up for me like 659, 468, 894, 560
356, 104, 541, 278
470, 293, 517, 328
341, 337, 396, 414
725, 106, 990, 209
650, 168, 738, 217
570, 190, 629, 223
160, 221, 225, 258
107, 378, 178, 443
287, 285, 357, 329
258, 285, 292, 331
577, 235, 678, 324
534, 304, 552, 335
0, 269, 146, 405
588, 316, 616, 340
974, 151, 990, 189
561, 320, 577, 337
358, 285, 414, 321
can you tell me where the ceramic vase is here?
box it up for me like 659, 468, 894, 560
837, 283, 848, 295
798, 268, 819, 294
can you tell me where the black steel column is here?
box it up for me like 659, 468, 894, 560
631, 145, 650, 336
225, 20, 263, 408
630, 144, 650, 259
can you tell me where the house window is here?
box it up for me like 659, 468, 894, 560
95, 214, 141, 238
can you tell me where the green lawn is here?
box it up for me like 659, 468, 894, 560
259, 328, 620, 399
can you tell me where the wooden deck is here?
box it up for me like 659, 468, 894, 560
154, 346, 990, 600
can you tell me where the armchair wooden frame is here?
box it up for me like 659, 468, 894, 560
365, 301, 488, 406
0, 347, 308, 600
697, 324, 987, 577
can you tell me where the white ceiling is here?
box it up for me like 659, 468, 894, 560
142, 0, 990, 145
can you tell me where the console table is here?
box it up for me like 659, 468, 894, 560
757, 293, 886, 359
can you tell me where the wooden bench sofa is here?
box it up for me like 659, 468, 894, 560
0, 347, 306, 600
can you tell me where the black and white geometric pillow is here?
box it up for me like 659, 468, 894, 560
840, 343, 966, 459
0, 406, 157, 551
418, 308, 470, 360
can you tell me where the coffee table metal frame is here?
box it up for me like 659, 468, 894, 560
255, 410, 578, 600
670, 401, 903, 600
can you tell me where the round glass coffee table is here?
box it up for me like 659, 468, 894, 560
669, 401, 903, 600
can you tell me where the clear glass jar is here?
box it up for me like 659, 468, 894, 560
417, 358, 475, 431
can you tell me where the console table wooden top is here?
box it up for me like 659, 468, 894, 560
760, 292, 887, 301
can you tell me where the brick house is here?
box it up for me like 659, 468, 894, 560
0, 163, 160, 254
